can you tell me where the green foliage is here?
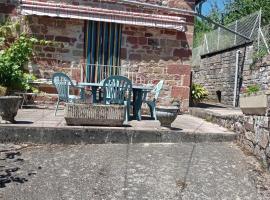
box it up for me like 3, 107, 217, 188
193, 6, 221, 47
0, 35, 39, 91
193, 18, 212, 47
250, 47, 269, 69
191, 83, 208, 104
223, 0, 270, 26
0, 19, 20, 48
0, 31, 48, 92
195, 0, 270, 48
0, 17, 50, 93
246, 84, 260, 95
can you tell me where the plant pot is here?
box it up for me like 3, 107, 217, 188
0, 96, 22, 123
240, 91, 270, 115
156, 106, 180, 127
65, 103, 126, 126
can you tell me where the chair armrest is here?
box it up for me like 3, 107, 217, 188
71, 85, 85, 90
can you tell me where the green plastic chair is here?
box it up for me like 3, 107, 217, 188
103, 76, 132, 122
143, 80, 164, 120
52, 72, 85, 116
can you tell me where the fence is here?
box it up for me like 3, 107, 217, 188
192, 11, 270, 67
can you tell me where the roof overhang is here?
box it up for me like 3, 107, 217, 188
20, 0, 187, 32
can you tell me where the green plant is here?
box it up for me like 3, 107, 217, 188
0, 35, 40, 91
191, 83, 208, 104
250, 47, 269, 69
0, 19, 20, 48
246, 84, 260, 95
0, 18, 49, 93
0, 85, 7, 96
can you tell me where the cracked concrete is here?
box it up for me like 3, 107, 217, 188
0, 143, 270, 199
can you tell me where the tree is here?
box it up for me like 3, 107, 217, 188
223, 0, 270, 26
193, 5, 222, 47
193, 0, 270, 47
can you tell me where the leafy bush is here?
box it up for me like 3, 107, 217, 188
246, 85, 260, 95
0, 18, 49, 94
191, 83, 208, 104
0, 35, 46, 92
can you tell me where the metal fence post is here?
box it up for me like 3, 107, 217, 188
234, 20, 238, 45
217, 27, 220, 50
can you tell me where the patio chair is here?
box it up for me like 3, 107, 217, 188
103, 76, 132, 122
52, 72, 86, 116
143, 80, 164, 120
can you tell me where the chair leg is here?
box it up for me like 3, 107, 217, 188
55, 99, 60, 116
124, 101, 130, 124
149, 104, 154, 119
147, 102, 157, 120
153, 106, 157, 120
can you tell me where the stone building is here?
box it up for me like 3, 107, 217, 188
0, 0, 200, 111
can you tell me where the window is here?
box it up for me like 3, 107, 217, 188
85, 21, 122, 83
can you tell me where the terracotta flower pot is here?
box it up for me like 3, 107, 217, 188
0, 96, 22, 123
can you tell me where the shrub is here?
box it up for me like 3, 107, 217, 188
0, 19, 48, 93
191, 83, 208, 105
0, 35, 45, 92
246, 85, 260, 95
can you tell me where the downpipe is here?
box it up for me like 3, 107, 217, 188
233, 50, 241, 107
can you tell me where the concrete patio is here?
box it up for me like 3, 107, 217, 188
0, 108, 237, 144
1, 142, 270, 199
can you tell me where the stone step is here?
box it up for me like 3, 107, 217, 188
0, 124, 237, 145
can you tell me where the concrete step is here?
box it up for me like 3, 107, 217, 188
0, 114, 237, 144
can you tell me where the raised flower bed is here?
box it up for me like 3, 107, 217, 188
64, 103, 126, 126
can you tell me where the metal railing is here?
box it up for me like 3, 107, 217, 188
79, 63, 153, 84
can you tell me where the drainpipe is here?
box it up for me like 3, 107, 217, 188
233, 50, 241, 107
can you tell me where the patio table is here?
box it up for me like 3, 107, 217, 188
78, 82, 153, 121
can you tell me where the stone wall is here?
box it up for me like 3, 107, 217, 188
193, 45, 252, 106
192, 42, 270, 107
26, 16, 85, 79
189, 108, 270, 171
241, 52, 270, 93
122, 25, 193, 108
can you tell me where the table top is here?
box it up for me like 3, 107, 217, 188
78, 82, 153, 90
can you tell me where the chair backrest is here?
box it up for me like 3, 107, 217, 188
52, 72, 74, 101
103, 76, 132, 105
152, 80, 164, 100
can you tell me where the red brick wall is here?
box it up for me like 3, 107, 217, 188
122, 25, 192, 110
25, 16, 85, 79
0, 0, 195, 110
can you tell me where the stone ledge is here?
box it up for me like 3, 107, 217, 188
189, 107, 270, 170
0, 126, 237, 144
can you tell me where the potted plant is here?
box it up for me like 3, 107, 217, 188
240, 85, 269, 115
0, 19, 46, 123
156, 99, 181, 127
191, 83, 208, 106
0, 89, 22, 123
